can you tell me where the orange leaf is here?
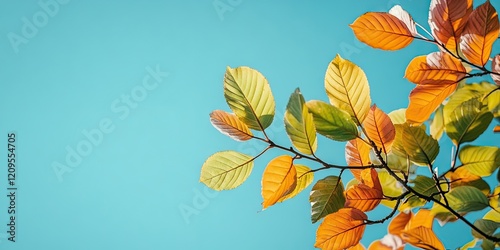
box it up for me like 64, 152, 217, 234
345, 138, 372, 181
350, 12, 414, 50
389, 5, 417, 36
445, 167, 480, 185
315, 208, 367, 250
360, 168, 382, 191
347, 243, 366, 250
495, 125, 500, 133
460, 1, 500, 66
345, 183, 383, 212
491, 54, 500, 85
405, 52, 467, 85
429, 0, 473, 54
363, 105, 396, 154
388, 211, 412, 235
210, 110, 253, 141
261, 155, 297, 209
401, 226, 445, 250
406, 82, 458, 124
405, 209, 434, 230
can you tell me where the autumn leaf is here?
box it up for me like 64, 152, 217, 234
344, 183, 383, 212
350, 12, 414, 50
325, 54, 371, 125
345, 138, 372, 181
278, 165, 314, 202
363, 105, 396, 154
460, 1, 500, 66
389, 5, 417, 36
445, 167, 491, 195
360, 168, 382, 191
406, 82, 458, 124
401, 226, 445, 250
429, 0, 473, 54
261, 155, 297, 209
200, 151, 254, 190
389, 211, 412, 235
310, 176, 346, 223
209, 110, 253, 141
405, 52, 467, 85
315, 208, 367, 250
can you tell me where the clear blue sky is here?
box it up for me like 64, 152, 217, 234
0, 0, 498, 249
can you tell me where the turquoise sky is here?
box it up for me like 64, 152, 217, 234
1, 0, 499, 249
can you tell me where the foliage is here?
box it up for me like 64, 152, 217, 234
200, 0, 500, 249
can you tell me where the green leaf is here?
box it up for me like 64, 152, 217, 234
432, 186, 489, 216
284, 89, 317, 155
306, 100, 358, 141
278, 165, 314, 202
459, 145, 500, 177
472, 219, 500, 239
481, 234, 500, 250
445, 98, 493, 145
400, 175, 439, 210
430, 105, 445, 140
309, 176, 346, 223
443, 84, 485, 124
378, 170, 405, 208
223, 66, 275, 130
401, 123, 440, 165
200, 151, 254, 191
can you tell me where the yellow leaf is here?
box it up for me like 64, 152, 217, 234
345, 138, 372, 181
401, 226, 445, 250
429, 0, 473, 54
363, 104, 396, 154
405, 52, 467, 85
460, 1, 500, 66
344, 183, 383, 212
406, 82, 458, 124
360, 168, 382, 191
210, 110, 253, 141
278, 165, 314, 202
325, 54, 371, 125
315, 208, 367, 250
261, 155, 297, 209
389, 211, 412, 235
350, 12, 414, 50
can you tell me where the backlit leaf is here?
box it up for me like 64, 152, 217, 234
459, 145, 500, 177
345, 138, 372, 181
310, 176, 346, 223
429, 0, 473, 54
389, 5, 417, 36
460, 1, 500, 66
363, 104, 396, 154
431, 186, 489, 217
388, 108, 407, 125
401, 124, 440, 165
224, 66, 275, 130
261, 155, 297, 209
344, 183, 383, 212
400, 176, 439, 210
406, 82, 458, 124
430, 105, 445, 140
284, 89, 317, 155
306, 100, 358, 141
209, 110, 253, 141
445, 98, 493, 145
404, 52, 467, 85
389, 211, 412, 235
445, 167, 490, 195
315, 208, 367, 250
200, 151, 254, 190
278, 165, 314, 202
401, 226, 445, 250
350, 12, 414, 50
325, 54, 371, 125
378, 170, 405, 208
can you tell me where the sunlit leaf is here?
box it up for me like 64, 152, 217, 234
388, 108, 407, 125
406, 82, 458, 124
492, 55, 500, 85
431, 186, 489, 217
389, 5, 417, 36
459, 239, 479, 250
445, 98, 493, 145
430, 105, 445, 140
360, 168, 382, 191
261, 155, 297, 209
389, 211, 412, 235
210, 110, 253, 141
406, 209, 435, 230
472, 219, 500, 239
404, 52, 467, 85
400, 176, 439, 210
310, 176, 346, 223
484, 209, 500, 223
363, 105, 396, 154
378, 170, 405, 208
344, 183, 383, 212
200, 151, 254, 190
428, 0, 473, 54
401, 124, 440, 165
306, 100, 358, 141
460, 1, 500, 66
278, 165, 314, 202
224, 66, 275, 130
325, 54, 371, 125
345, 138, 372, 181
284, 88, 317, 155
445, 167, 490, 195
401, 226, 445, 250
315, 208, 367, 250
350, 12, 413, 50
459, 145, 500, 177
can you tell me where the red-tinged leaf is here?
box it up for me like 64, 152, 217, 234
405, 52, 467, 85
491, 55, 500, 85
389, 5, 417, 36
345, 138, 372, 181
363, 105, 396, 154
389, 211, 412, 235
401, 226, 445, 250
350, 12, 414, 50
429, 0, 473, 54
406, 82, 458, 124
315, 208, 367, 250
261, 155, 297, 209
210, 110, 253, 141
460, 1, 500, 66
344, 183, 383, 212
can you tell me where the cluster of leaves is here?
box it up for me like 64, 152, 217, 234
200, 0, 500, 249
